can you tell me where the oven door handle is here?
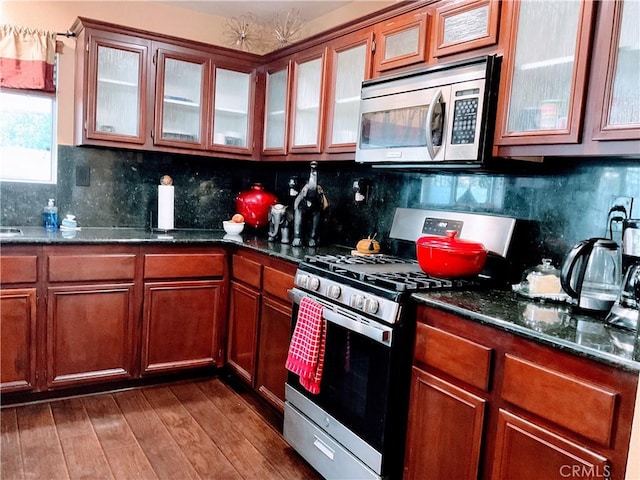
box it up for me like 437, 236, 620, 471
288, 289, 393, 347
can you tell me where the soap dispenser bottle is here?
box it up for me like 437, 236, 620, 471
43, 199, 58, 230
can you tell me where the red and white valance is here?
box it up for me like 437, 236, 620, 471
0, 24, 56, 92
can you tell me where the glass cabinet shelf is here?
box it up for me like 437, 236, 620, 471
164, 97, 200, 108
98, 77, 138, 87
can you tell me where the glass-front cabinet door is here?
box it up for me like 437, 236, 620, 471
263, 63, 290, 155
86, 34, 149, 144
290, 50, 325, 153
592, 0, 640, 141
154, 48, 209, 149
211, 67, 253, 152
373, 7, 429, 75
324, 31, 373, 153
496, 0, 595, 145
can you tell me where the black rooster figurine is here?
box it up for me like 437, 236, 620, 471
292, 162, 329, 247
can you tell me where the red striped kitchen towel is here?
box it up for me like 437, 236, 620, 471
285, 296, 326, 394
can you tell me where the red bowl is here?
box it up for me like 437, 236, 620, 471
416, 230, 487, 277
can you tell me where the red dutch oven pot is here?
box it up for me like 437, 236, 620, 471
416, 230, 488, 277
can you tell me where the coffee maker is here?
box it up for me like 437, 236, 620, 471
606, 219, 640, 330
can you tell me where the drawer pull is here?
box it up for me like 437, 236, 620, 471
313, 436, 335, 460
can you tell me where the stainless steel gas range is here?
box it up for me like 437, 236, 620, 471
283, 208, 525, 480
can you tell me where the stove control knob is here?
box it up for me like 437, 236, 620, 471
308, 276, 320, 291
327, 285, 341, 299
350, 294, 365, 309
365, 298, 379, 314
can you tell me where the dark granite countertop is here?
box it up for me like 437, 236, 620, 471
0, 226, 350, 264
413, 290, 640, 373
4, 227, 639, 373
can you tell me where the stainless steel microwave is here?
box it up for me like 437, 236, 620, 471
355, 55, 501, 167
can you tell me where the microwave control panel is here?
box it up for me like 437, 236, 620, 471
451, 88, 480, 145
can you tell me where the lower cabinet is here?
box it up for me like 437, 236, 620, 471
0, 245, 230, 399
142, 280, 225, 373
227, 250, 296, 412
44, 246, 138, 389
141, 248, 227, 374
227, 281, 260, 383
46, 283, 137, 388
0, 248, 39, 393
256, 294, 292, 409
405, 306, 639, 480
0, 288, 37, 393
405, 369, 486, 480
493, 409, 609, 480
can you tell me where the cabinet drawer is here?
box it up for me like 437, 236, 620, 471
232, 255, 262, 289
48, 254, 136, 282
144, 253, 225, 279
414, 323, 492, 391
502, 355, 617, 446
1, 256, 38, 284
263, 266, 294, 302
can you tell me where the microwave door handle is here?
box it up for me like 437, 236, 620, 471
425, 89, 444, 160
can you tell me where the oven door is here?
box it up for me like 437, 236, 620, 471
286, 288, 395, 452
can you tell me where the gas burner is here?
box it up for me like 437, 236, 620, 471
306, 254, 415, 267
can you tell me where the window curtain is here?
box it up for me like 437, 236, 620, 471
0, 25, 56, 92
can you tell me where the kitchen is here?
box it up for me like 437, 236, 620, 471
1, 0, 639, 479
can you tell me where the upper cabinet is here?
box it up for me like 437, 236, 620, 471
77, 28, 150, 145
495, 0, 595, 146
211, 67, 255, 151
262, 61, 291, 155
289, 48, 326, 153
590, 0, 640, 142
495, 0, 639, 157
71, 18, 260, 159
324, 30, 374, 153
431, 0, 500, 59
153, 45, 209, 149
373, 7, 429, 75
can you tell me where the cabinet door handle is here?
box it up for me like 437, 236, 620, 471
313, 436, 335, 460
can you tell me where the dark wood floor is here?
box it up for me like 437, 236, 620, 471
0, 378, 322, 479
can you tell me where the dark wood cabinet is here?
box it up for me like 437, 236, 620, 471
495, 0, 595, 147
493, 410, 610, 480
46, 283, 136, 388
227, 281, 260, 383
323, 29, 374, 153
405, 321, 490, 479
43, 247, 138, 389
78, 29, 150, 146
430, 0, 500, 59
227, 250, 295, 412
141, 249, 227, 375
372, 7, 430, 75
589, 0, 640, 143
152, 45, 210, 150
404, 368, 486, 480
142, 280, 224, 373
256, 295, 292, 411
71, 17, 260, 158
406, 305, 639, 480
0, 288, 37, 393
494, 0, 639, 157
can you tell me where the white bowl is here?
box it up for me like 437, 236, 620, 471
223, 221, 245, 234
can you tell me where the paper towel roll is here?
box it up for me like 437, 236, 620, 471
158, 185, 174, 230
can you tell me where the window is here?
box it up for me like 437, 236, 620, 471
0, 89, 57, 183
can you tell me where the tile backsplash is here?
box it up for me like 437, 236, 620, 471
1, 146, 638, 265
